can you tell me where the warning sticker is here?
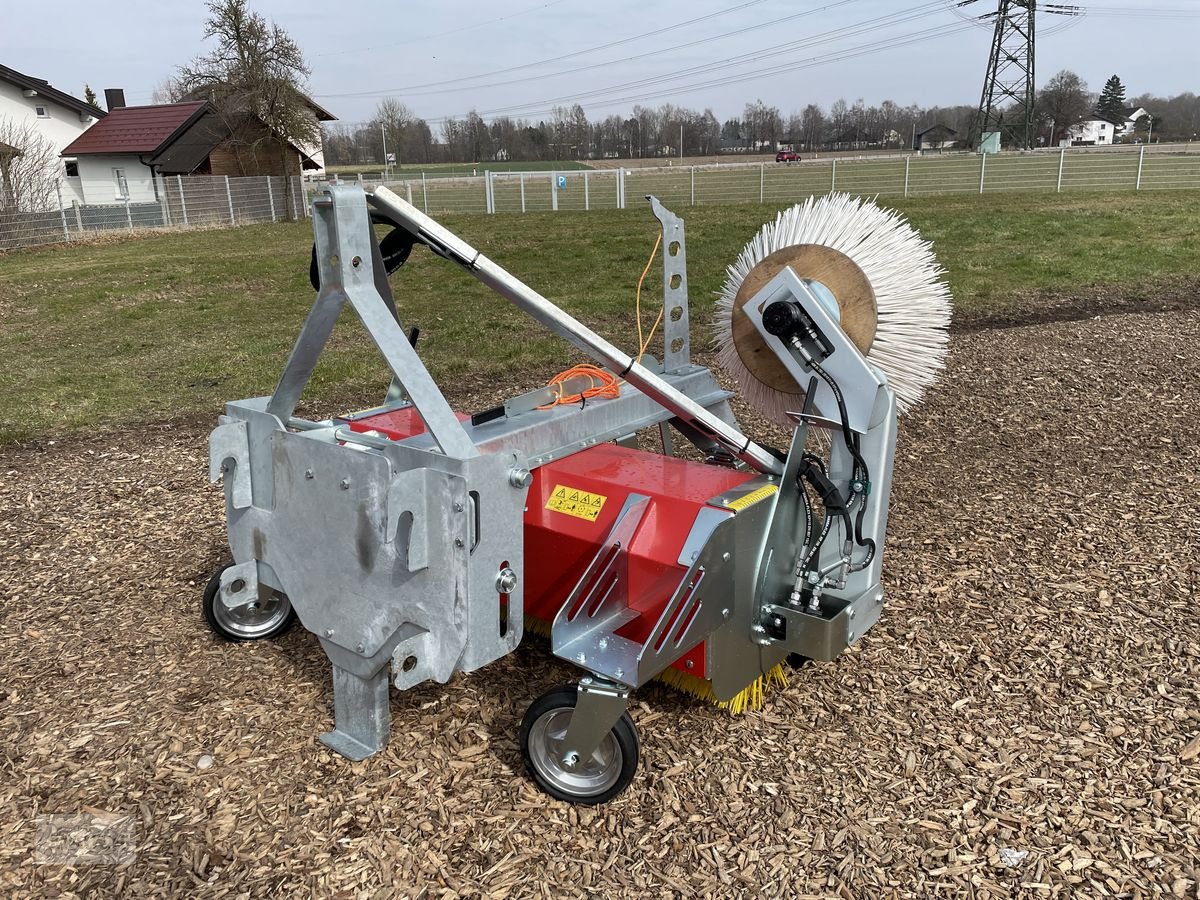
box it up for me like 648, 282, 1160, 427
723, 484, 779, 512
545, 484, 608, 522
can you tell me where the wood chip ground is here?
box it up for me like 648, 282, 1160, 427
1, 309, 1197, 898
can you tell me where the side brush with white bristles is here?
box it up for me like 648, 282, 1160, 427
715, 193, 952, 424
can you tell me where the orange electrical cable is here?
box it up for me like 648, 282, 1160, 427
537, 231, 663, 410
635, 232, 663, 360
537, 364, 621, 408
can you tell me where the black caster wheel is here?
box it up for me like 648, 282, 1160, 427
519, 685, 639, 804
786, 653, 811, 669
202, 562, 296, 642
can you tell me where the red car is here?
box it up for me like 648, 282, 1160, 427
775, 150, 801, 162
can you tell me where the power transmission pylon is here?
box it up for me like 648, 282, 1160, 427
974, 0, 1036, 150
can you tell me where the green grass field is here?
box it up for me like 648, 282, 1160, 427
1, 191, 1197, 443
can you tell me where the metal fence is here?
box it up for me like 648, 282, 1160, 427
354, 145, 1200, 217
0, 174, 307, 251
3, 146, 1198, 252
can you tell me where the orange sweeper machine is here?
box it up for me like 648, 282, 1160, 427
204, 183, 950, 803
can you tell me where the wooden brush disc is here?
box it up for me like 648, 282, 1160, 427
731, 244, 877, 395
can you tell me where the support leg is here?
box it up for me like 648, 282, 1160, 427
320, 663, 391, 760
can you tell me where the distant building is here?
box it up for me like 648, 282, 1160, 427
915, 124, 959, 151
0, 64, 106, 203
1068, 114, 1126, 146
0, 64, 106, 157
61, 97, 327, 205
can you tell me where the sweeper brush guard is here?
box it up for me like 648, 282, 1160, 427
205, 185, 950, 803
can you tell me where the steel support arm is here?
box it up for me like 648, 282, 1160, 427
367, 186, 783, 477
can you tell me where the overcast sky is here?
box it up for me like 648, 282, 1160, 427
4, 1, 1196, 125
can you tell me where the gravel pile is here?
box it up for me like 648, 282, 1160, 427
1, 309, 1197, 898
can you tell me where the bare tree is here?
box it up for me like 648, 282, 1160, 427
176, 0, 318, 190
0, 117, 60, 211
0, 117, 63, 248
1037, 70, 1091, 146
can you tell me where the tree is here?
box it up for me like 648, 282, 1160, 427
176, 0, 318, 190
1037, 70, 1090, 146
1095, 75, 1127, 121
83, 84, 98, 106
0, 118, 63, 248
800, 104, 825, 151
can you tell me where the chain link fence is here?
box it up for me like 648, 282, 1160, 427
3, 146, 1198, 252
0, 174, 307, 252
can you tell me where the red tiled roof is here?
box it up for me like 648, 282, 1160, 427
61, 101, 209, 156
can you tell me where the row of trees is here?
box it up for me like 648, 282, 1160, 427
322, 98, 990, 167
324, 68, 1200, 166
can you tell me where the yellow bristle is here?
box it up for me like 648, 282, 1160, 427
524, 615, 787, 713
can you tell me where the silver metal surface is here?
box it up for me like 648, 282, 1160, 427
393, 364, 733, 469
270, 187, 477, 458
367, 186, 783, 477
556, 681, 633, 777
742, 268, 886, 433
552, 495, 649, 683
677, 506, 734, 566
321, 663, 392, 760
648, 196, 691, 373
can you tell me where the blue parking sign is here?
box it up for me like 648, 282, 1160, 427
556, 175, 567, 188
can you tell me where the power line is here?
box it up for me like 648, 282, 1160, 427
459, 1, 956, 115
336, 1, 945, 103
312, 0, 576, 58
321, 0, 855, 99
419, 18, 979, 125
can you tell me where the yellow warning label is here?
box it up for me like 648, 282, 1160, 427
724, 484, 779, 512
545, 484, 608, 522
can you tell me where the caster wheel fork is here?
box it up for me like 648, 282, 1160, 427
202, 562, 296, 642
519, 682, 639, 804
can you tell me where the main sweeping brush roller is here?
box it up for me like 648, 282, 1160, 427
716, 193, 952, 424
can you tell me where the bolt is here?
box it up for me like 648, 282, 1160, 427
756, 638, 772, 646
685, 659, 694, 670
305, 469, 314, 480
356, 642, 365, 653
508, 467, 533, 489
576, 652, 586, 664
848, 630, 855, 641
495, 567, 517, 594
454, 501, 464, 512
873, 591, 884, 606
721, 608, 731, 619
848, 608, 856, 620
773, 616, 783, 627
220, 463, 229, 474
454, 538, 465, 548
614, 668, 624, 679
324, 629, 334, 638
751, 624, 766, 634
760, 605, 772, 615
722, 552, 731, 562
598, 637, 609, 650
581, 676, 592, 685
562, 751, 580, 769
340, 478, 351, 490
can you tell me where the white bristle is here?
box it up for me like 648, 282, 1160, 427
715, 193, 952, 424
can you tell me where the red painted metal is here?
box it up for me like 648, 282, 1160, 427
348, 406, 755, 681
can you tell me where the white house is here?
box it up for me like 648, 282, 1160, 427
0, 64, 105, 203
61, 97, 328, 206
1068, 114, 1125, 146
